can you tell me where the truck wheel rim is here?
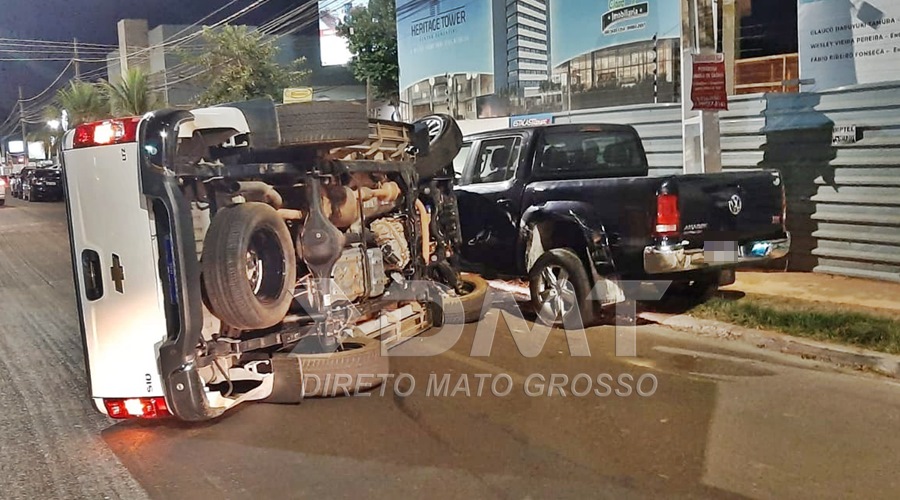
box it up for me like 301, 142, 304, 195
537, 265, 577, 320
246, 228, 286, 303
424, 117, 444, 145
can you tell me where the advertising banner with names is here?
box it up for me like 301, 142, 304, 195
799, 0, 900, 90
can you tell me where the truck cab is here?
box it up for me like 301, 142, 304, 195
455, 124, 789, 325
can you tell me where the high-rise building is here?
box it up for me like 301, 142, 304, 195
505, 0, 550, 98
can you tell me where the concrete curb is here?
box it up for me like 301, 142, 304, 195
639, 312, 900, 379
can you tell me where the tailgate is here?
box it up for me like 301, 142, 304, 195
676, 170, 786, 248
63, 143, 168, 399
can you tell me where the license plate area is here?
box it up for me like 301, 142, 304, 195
704, 241, 738, 264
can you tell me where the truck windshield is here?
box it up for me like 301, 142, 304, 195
538, 129, 646, 178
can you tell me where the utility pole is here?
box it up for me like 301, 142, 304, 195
18, 86, 28, 166
73, 38, 81, 79
366, 77, 373, 118
680, 0, 723, 174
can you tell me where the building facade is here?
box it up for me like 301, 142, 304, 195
506, 0, 550, 98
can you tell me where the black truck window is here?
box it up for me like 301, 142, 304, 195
466, 137, 522, 185
537, 129, 646, 179
453, 142, 472, 177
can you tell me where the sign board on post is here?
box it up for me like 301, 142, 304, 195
283, 87, 313, 104
690, 53, 728, 111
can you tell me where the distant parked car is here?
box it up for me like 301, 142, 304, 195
22, 168, 63, 202
0, 175, 7, 206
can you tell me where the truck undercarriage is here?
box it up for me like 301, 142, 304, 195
63, 100, 484, 421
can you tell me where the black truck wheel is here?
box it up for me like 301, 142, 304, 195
529, 249, 595, 327
413, 114, 463, 180
297, 337, 389, 398
277, 101, 370, 148
201, 202, 297, 330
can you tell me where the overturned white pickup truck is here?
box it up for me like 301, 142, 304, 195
61, 99, 487, 422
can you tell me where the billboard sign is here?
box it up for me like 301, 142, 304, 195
7, 140, 24, 154
283, 87, 314, 103
550, 0, 681, 67
396, 0, 494, 91
799, 0, 900, 91
319, 0, 369, 67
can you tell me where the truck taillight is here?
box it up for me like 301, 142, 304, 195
104, 397, 171, 419
73, 118, 140, 149
655, 193, 680, 237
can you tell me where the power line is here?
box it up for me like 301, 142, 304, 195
151, 2, 319, 92
21, 60, 74, 102
127, 0, 271, 60
0, 37, 118, 49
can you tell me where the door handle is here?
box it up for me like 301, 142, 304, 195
81, 249, 104, 301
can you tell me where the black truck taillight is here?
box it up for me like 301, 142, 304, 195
655, 192, 680, 237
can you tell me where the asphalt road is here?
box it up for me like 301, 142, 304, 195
2, 196, 900, 500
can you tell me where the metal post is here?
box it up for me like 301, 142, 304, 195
653, 34, 659, 104
18, 86, 28, 166
712, 0, 720, 51
366, 77, 373, 118
74, 38, 81, 79
681, 0, 723, 174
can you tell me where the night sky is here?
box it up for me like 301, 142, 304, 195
0, 0, 302, 121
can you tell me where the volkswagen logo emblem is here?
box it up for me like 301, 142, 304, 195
728, 194, 743, 216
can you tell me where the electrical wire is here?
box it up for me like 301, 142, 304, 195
21, 60, 73, 102
0, 37, 118, 49
3, 0, 319, 133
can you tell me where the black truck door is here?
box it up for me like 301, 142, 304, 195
456, 135, 526, 275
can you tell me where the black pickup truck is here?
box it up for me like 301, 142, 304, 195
454, 123, 790, 324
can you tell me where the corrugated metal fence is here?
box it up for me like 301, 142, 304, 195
552, 83, 900, 282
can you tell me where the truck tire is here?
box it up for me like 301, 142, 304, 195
529, 249, 595, 327
445, 273, 490, 324
658, 272, 721, 310
201, 202, 297, 330
414, 114, 463, 180
277, 101, 369, 148
263, 356, 304, 404
297, 337, 389, 398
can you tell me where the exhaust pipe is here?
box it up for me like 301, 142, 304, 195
230, 181, 284, 209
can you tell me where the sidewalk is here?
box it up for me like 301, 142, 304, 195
640, 270, 900, 378
723, 271, 900, 317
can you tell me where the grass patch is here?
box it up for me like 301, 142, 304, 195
690, 294, 900, 355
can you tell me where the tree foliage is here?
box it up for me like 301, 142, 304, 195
337, 0, 399, 102
101, 68, 159, 117
183, 25, 310, 106
53, 81, 110, 127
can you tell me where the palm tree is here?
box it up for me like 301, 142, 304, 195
54, 81, 110, 127
101, 68, 159, 117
